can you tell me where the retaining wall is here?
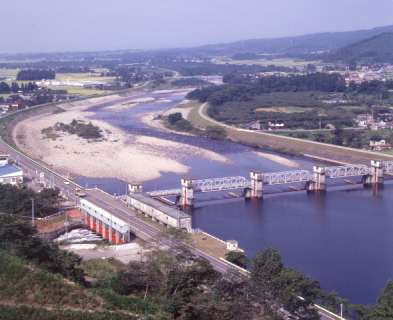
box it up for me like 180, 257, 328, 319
36, 223, 89, 240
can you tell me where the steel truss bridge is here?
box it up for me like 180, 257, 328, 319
146, 163, 393, 198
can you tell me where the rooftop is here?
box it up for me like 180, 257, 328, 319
65, 209, 84, 218
0, 164, 22, 176
128, 193, 191, 220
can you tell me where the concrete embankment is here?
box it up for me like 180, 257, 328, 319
36, 223, 89, 240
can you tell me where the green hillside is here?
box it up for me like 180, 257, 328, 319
169, 25, 393, 57
328, 32, 393, 62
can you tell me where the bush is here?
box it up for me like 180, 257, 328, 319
168, 112, 182, 125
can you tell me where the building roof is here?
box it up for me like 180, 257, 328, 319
65, 209, 84, 218
246, 120, 260, 126
369, 137, 384, 141
128, 193, 191, 220
0, 164, 22, 177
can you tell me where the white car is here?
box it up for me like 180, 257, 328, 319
63, 181, 70, 185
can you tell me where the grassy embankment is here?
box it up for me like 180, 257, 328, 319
0, 252, 160, 318
186, 100, 393, 162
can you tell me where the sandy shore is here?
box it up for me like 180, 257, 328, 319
14, 92, 232, 182
162, 107, 193, 118
251, 151, 302, 168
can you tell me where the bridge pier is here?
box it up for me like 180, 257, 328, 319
364, 159, 384, 184
250, 170, 264, 198
307, 165, 327, 191
177, 178, 196, 206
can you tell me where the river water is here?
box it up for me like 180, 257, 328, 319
74, 91, 393, 305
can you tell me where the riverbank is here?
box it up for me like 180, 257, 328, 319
189, 101, 393, 166
9, 91, 232, 182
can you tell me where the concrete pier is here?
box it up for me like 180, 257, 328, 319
250, 170, 264, 198
178, 178, 196, 206
308, 165, 327, 191
364, 159, 384, 184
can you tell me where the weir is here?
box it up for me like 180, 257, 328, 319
145, 159, 393, 207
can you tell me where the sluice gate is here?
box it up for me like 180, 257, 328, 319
143, 159, 393, 207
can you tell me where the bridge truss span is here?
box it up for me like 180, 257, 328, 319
194, 176, 251, 193
263, 170, 314, 185
326, 165, 370, 179
383, 161, 393, 173
146, 188, 182, 197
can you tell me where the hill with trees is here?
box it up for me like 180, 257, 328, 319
166, 25, 393, 57
326, 32, 393, 63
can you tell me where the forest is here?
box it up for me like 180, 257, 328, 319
17, 69, 55, 80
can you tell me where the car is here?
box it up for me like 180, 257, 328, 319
63, 181, 70, 185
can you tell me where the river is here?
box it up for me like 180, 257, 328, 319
74, 90, 393, 305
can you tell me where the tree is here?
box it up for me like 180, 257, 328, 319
11, 82, 19, 92
0, 215, 84, 282
168, 112, 182, 125
306, 63, 316, 71
379, 87, 389, 100
363, 279, 393, 319
205, 126, 227, 140
225, 251, 250, 269
250, 246, 320, 320
0, 82, 10, 94
349, 59, 357, 71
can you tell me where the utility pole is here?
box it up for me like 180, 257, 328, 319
74, 184, 77, 206
65, 210, 69, 244
31, 199, 34, 226
110, 211, 113, 243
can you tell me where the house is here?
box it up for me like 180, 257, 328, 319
344, 77, 364, 83
11, 101, 23, 110
325, 124, 335, 130
0, 148, 23, 185
245, 120, 261, 130
369, 137, 391, 151
268, 120, 284, 129
376, 109, 391, 120
0, 102, 9, 111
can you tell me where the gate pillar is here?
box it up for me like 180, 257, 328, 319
250, 170, 264, 198
364, 159, 384, 184
177, 178, 196, 207
308, 165, 327, 190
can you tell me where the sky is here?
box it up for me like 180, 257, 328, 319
2, 0, 393, 54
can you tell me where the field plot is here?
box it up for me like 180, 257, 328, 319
49, 86, 105, 95
224, 58, 335, 69
255, 106, 308, 113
